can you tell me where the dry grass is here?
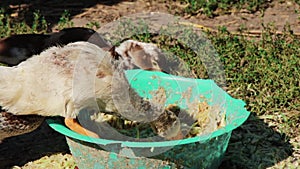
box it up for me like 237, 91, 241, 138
13, 153, 76, 169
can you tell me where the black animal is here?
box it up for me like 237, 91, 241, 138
0, 27, 112, 66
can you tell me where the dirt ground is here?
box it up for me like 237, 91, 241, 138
69, 0, 300, 33
2, 0, 300, 33
0, 0, 299, 168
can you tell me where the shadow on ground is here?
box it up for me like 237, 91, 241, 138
0, 0, 125, 30
220, 113, 293, 169
0, 120, 69, 169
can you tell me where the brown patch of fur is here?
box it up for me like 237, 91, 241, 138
96, 71, 106, 78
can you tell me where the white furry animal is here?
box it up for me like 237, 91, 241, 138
0, 42, 182, 140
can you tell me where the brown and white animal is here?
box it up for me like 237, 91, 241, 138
114, 40, 166, 72
0, 28, 173, 140
0, 42, 182, 140
0, 28, 167, 140
0, 27, 112, 140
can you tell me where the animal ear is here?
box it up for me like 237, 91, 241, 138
129, 44, 149, 59
128, 41, 168, 71
129, 43, 143, 52
109, 46, 120, 60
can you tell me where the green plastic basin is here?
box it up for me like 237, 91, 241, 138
47, 69, 250, 169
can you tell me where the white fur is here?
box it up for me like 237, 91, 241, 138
0, 42, 116, 118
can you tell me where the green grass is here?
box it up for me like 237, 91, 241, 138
0, 8, 76, 37
0, 5, 299, 169
110, 17, 299, 168
0, 9, 47, 36
207, 25, 299, 136
182, 0, 271, 17
206, 25, 299, 168
56, 10, 74, 30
